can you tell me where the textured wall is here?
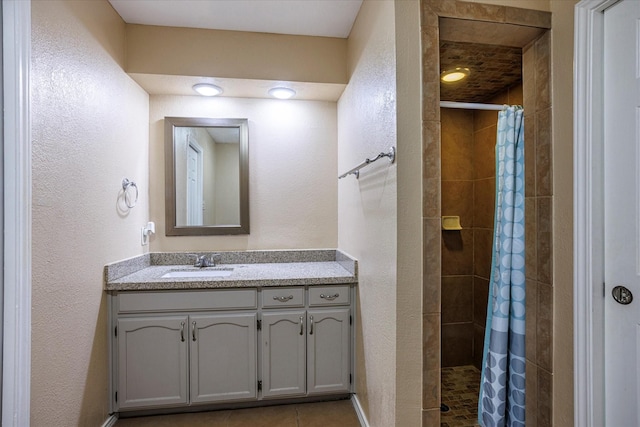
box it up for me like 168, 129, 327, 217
394, 0, 425, 424
338, 0, 398, 425
31, 1, 149, 425
149, 95, 338, 251
550, 1, 579, 425
464, 0, 550, 11
126, 24, 347, 84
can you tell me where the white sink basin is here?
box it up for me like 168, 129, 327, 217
162, 269, 233, 279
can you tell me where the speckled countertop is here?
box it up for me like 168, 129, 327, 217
105, 250, 358, 291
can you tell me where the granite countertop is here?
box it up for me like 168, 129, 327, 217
105, 250, 358, 291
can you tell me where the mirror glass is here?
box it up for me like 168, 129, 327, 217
165, 117, 249, 235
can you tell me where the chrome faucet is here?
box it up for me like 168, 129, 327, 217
194, 253, 222, 268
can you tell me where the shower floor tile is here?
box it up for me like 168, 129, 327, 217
441, 365, 481, 427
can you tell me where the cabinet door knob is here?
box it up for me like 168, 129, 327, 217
320, 293, 339, 301
309, 315, 314, 335
192, 321, 197, 341
273, 295, 294, 302
299, 316, 304, 335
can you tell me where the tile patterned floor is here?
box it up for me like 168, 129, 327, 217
114, 399, 361, 427
440, 365, 481, 427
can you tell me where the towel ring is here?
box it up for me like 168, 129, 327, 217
122, 178, 138, 209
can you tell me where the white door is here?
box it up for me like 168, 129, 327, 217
604, 0, 640, 425
186, 141, 203, 225
189, 313, 257, 403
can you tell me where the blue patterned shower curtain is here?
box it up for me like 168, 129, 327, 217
478, 106, 526, 427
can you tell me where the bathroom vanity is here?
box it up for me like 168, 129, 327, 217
104, 250, 357, 416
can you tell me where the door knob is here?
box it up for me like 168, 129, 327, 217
612, 285, 633, 305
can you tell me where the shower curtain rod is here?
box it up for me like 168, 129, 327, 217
440, 101, 506, 111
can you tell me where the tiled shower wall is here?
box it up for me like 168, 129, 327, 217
522, 33, 553, 427
420, 1, 552, 425
441, 108, 474, 367
441, 84, 523, 370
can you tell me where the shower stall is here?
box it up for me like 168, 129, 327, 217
440, 86, 522, 425
434, 15, 551, 425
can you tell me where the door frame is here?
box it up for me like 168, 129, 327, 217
573, 0, 620, 425
186, 137, 204, 225
2, 0, 31, 425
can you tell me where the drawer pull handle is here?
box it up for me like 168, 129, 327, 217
180, 321, 185, 342
273, 295, 294, 303
192, 321, 197, 342
320, 293, 339, 301
309, 315, 314, 335
299, 316, 304, 335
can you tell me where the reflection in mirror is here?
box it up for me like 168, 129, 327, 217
175, 126, 239, 226
165, 117, 249, 235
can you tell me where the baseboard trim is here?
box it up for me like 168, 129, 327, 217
101, 414, 118, 427
351, 394, 370, 427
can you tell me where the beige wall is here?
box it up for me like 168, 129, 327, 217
150, 95, 338, 251
126, 24, 347, 85
394, 0, 424, 424
31, 1, 149, 425
464, 0, 550, 11
214, 143, 241, 225
338, 0, 398, 425
551, 1, 578, 425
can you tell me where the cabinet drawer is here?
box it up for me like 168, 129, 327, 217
308, 286, 350, 306
262, 287, 305, 308
118, 289, 257, 313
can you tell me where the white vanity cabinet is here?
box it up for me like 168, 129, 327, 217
261, 310, 307, 398
189, 313, 257, 403
112, 289, 258, 411
306, 307, 351, 394
110, 285, 353, 414
116, 315, 189, 409
260, 286, 352, 399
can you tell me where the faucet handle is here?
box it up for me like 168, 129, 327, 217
211, 253, 222, 265
193, 254, 206, 267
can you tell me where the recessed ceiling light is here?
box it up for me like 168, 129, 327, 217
268, 87, 296, 100
193, 83, 223, 97
441, 68, 470, 83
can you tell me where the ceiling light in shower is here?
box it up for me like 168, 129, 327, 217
192, 83, 223, 96
441, 67, 470, 83
268, 87, 296, 100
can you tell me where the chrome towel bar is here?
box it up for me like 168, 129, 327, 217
338, 146, 396, 179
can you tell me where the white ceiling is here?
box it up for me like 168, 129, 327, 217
108, 0, 363, 38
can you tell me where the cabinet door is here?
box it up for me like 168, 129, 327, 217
190, 313, 257, 403
117, 316, 188, 409
261, 311, 306, 398
307, 308, 350, 395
